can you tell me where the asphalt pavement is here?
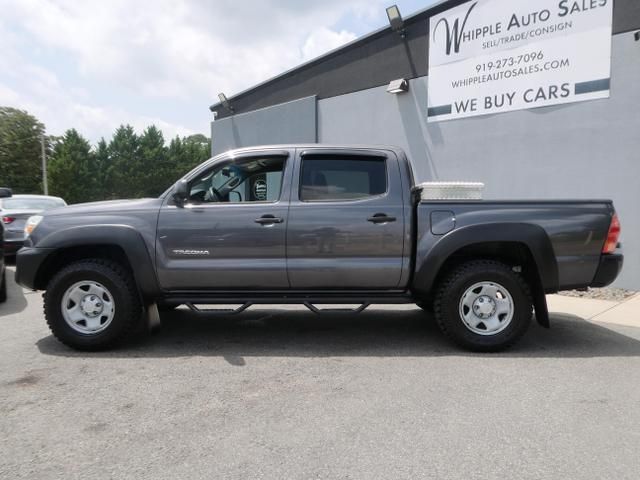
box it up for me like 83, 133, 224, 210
1, 266, 639, 479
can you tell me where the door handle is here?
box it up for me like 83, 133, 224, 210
367, 213, 396, 224
255, 215, 284, 225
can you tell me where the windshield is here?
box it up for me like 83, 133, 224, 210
0, 197, 66, 210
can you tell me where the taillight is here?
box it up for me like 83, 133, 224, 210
602, 213, 621, 254
2, 216, 14, 224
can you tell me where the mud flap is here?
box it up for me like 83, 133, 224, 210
533, 288, 550, 328
142, 302, 162, 333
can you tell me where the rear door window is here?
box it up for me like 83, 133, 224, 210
299, 157, 387, 202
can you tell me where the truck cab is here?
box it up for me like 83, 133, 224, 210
157, 146, 409, 290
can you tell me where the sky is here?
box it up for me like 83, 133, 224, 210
0, 0, 437, 144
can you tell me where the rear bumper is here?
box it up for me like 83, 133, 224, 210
591, 253, 624, 288
15, 247, 53, 290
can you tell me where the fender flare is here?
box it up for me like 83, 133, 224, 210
37, 224, 160, 299
413, 222, 559, 296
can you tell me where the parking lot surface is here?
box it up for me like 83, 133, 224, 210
1, 266, 640, 480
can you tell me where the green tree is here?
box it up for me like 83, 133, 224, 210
184, 134, 211, 167
177, 134, 210, 173
48, 129, 95, 204
108, 125, 139, 198
93, 138, 110, 201
186, 133, 208, 144
0, 107, 47, 193
0, 110, 213, 201
166, 136, 185, 181
138, 125, 169, 197
164, 135, 207, 183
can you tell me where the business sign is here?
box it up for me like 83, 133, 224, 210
427, 0, 613, 122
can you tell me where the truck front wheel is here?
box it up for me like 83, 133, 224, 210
44, 259, 142, 351
434, 260, 533, 352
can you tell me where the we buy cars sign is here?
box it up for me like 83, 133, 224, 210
427, 0, 613, 122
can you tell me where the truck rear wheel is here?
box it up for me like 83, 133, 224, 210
44, 259, 142, 351
434, 260, 532, 352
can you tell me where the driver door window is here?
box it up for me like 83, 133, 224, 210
189, 157, 286, 204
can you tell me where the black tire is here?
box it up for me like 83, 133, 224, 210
434, 260, 533, 352
44, 259, 142, 351
0, 269, 7, 303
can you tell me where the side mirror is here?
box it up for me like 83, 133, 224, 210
0, 187, 12, 198
172, 179, 189, 204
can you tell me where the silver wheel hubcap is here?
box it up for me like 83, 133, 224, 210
459, 281, 514, 335
61, 281, 115, 334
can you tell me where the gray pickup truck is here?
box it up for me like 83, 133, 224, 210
15, 145, 623, 352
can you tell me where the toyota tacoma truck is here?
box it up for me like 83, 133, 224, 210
15, 145, 623, 352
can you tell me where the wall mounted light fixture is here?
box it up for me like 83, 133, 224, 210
387, 78, 409, 94
386, 5, 406, 39
218, 93, 234, 113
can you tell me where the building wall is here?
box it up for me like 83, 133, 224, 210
211, 96, 316, 156
317, 31, 639, 289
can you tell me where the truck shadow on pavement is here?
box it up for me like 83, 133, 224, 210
35, 306, 640, 362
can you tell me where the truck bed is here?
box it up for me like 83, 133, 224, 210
414, 199, 616, 292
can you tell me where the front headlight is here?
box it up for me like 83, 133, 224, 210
24, 215, 43, 237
